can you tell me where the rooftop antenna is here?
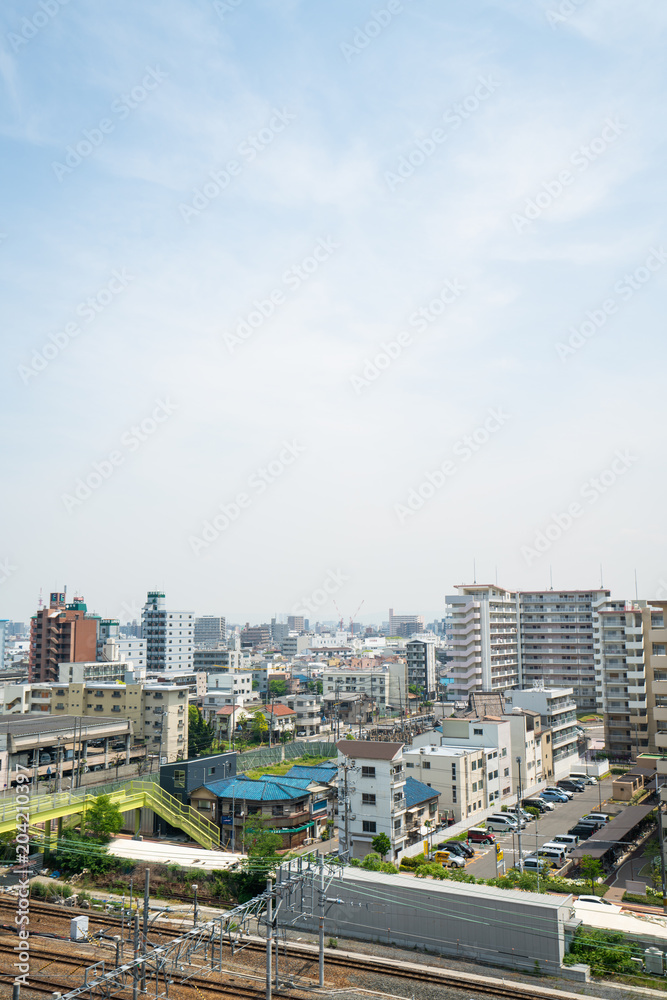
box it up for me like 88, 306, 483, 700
38, 588, 43, 609
495, 565, 498, 586
635, 569, 639, 601
473, 558, 477, 584
549, 566, 553, 591
600, 564, 604, 589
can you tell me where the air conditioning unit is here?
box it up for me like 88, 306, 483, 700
349, 814, 356, 821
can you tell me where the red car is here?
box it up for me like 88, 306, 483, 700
466, 827, 496, 845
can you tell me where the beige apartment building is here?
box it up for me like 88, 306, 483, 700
595, 599, 667, 759
49, 681, 188, 761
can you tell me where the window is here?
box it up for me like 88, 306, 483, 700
406, 762, 414, 768
471, 781, 477, 792
504, 768, 509, 777
208, 767, 216, 776
362, 820, 376, 833
502, 748, 507, 756
451, 763, 456, 777
174, 770, 185, 788
272, 805, 284, 816
471, 760, 476, 770
362, 793, 376, 806
393, 791, 402, 803
654, 644, 666, 656
361, 766, 375, 778
452, 786, 457, 802
393, 818, 402, 832
473, 728, 483, 735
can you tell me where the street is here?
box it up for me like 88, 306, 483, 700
461, 776, 614, 878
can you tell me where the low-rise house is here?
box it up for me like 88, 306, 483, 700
403, 775, 440, 845
263, 703, 297, 740
190, 772, 326, 849
285, 694, 326, 736
323, 692, 376, 728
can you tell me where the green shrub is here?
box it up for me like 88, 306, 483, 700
399, 854, 427, 870
564, 928, 641, 975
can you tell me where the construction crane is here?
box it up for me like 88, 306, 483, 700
332, 600, 365, 635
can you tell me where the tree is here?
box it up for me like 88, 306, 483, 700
188, 705, 215, 757
250, 710, 269, 743
269, 678, 288, 696
579, 854, 604, 893
371, 832, 392, 861
86, 794, 124, 841
221, 817, 284, 903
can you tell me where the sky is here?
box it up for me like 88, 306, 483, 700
1, 0, 667, 627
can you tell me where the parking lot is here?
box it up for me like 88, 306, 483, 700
460, 776, 615, 878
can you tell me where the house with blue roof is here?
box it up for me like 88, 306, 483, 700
403, 775, 440, 847
189, 770, 332, 850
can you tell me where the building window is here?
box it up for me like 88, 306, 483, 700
471, 760, 476, 770
362, 820, 376, 833
362, 793, 376, 806
473, 728, 483, 735
272, 805, 284, 817
394, 818, 402, 831
174, 770, 185, 788
361, 766, 375, 778
654, 644, 666, 656
452, 786, 457, 802
422, 760, 430, 769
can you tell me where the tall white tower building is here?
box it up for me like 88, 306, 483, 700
142, 591, 194, 674
445, 585, 519, 701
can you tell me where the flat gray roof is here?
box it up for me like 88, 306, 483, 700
3, 715, 132, 750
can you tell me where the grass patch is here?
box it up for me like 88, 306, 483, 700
243, 755, 335, 780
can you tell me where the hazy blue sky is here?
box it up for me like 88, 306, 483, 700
1, 0, 666, 625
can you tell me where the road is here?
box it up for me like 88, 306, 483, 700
461, 776, 614, 878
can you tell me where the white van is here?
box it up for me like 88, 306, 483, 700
537, 846, 566, 866
552, 834, 578, 852
523, 855, 558, 872
540, 841, 568, 861
486, 814, 519, 833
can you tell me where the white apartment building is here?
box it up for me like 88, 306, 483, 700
98, 619, 147, 669
595, 599, 667, 759
285, 694, 326, 736
406, 638, 436, 699
142, 591, 194, 672
205, 671, 254, 708
0, 682, 52, 715
445, 585, 518, 700
49, 681, 188, 760
403, 744, 493, 823
387, 609, 424, 637
322, 662, 408, 710
517, 590, 608, 710
337, 740, 407, 860
504, 687, 578, 779
194, 616, 226, 646
420, 715, 515, 798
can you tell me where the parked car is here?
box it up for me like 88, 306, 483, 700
432, 850, 466, 869
557, 779, 585, 793
570, 773, 597, 785
540, 842, 568, 862
568, 822, 602, 837
443, 840, 475, 858
540, 789, 569, 803
466, 827, 496, 845
552, 834, 579, 851
545, 785, 573, 800
523, 796, 553, 813
580, 813, 610, 825
506, 806, 533, 823
485, 814, 520, 833
577, 895, 618, 908
522, 855, 559, 872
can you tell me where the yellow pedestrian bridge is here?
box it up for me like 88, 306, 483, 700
2, 780, 220, 851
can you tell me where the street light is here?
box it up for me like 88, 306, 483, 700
192, 885, 198, 927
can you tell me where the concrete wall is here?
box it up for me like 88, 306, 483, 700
279, 866, 571, 973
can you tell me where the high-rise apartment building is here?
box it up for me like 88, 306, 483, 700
0, 621, 7, 671
142, 592, 194, 673
287, 615, 305, 632
194, 616, 226, 646
29, 593, 99, 682
516, 590, 608, 709
405, 638, 436, 699
388, 609, 424, 637
445, 585, 519, 700
595, 598, 667, 759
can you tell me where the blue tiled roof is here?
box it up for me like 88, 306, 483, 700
201, 774, 310, 802
404, 775, 440, 808
285, 764, 338, 783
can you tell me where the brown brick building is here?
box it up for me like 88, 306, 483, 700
29, 592, 98, 682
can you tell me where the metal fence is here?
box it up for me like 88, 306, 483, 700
236, 741, 337, 772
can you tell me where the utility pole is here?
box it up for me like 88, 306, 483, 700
318, 854, 325, 987
658, 798, 667, 912
515, 756, 523, 872
132, 913, 140, 1000
265, 878, 272, 1000
141, 869, 150, 993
